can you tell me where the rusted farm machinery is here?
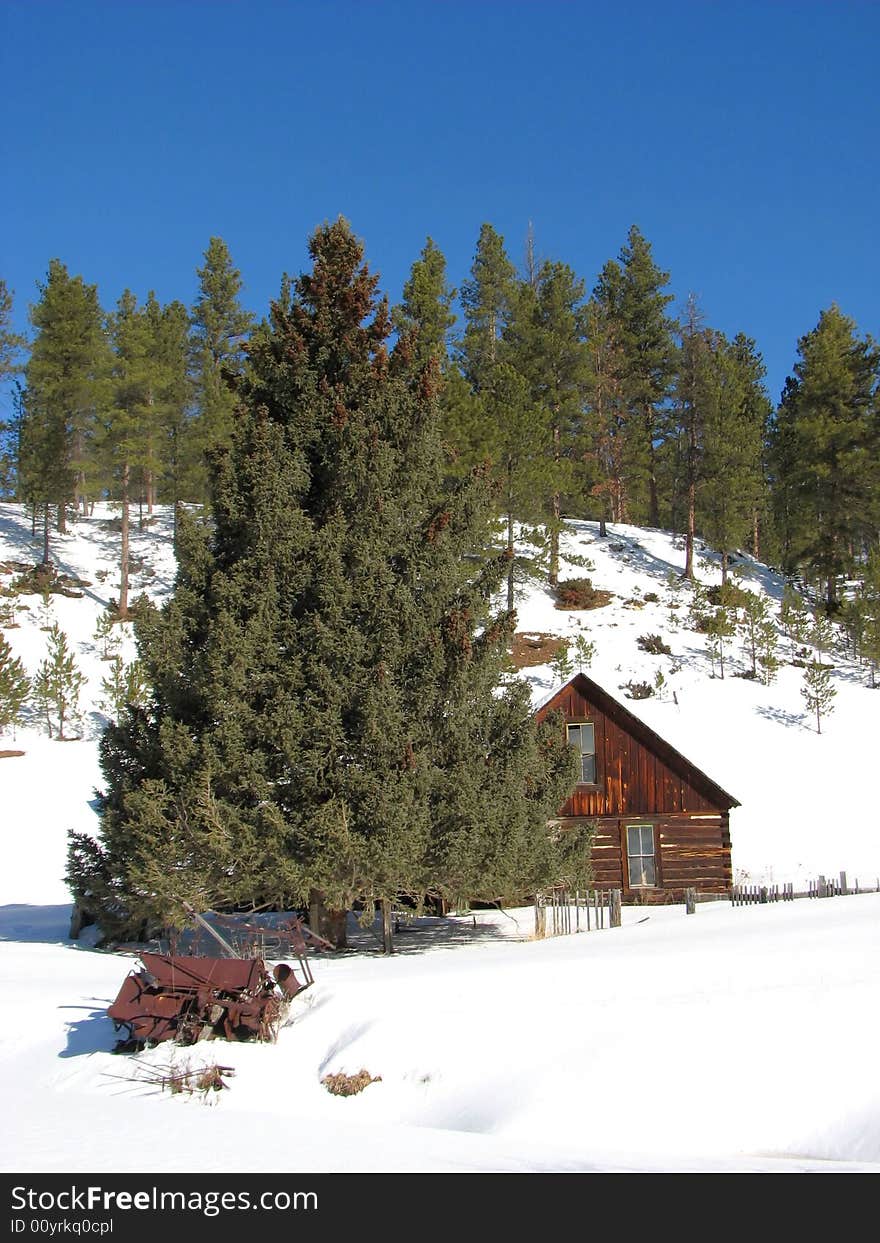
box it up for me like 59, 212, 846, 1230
107, 952, 307, 1051
107, 910, 322, 1052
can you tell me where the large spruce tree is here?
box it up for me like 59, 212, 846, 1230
68, 219, 577, 942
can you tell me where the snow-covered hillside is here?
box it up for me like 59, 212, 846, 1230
2, 502, 880, 1174
2, 502, 877, 906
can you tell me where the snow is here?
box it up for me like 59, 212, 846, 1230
1, 503, 878, 1173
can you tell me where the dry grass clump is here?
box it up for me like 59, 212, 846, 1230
321, 1069, 382, 1097
554, 578, 613, 611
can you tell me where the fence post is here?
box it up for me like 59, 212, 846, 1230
685, 888, 696, 915
610, 889, 622, 928
534, 894, 546, 939
839, 871, 847, 896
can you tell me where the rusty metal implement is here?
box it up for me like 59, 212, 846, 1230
107, 952, 307, 1051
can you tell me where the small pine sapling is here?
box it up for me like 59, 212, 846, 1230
572, 631, 595, 671
664, 570, 681, 628
551, 640, 574, 684
0, 635, 30, 740
33, 624, 86, 740
779, 584, 811, 659
705, 604, 736, 679
739, 590, 769, 677
0, 596, 17, 627
93, 609, 122, 661
756, 618, 780, 686
99, 656, 149, 721
800, 659, 836, 734
38, 587, 55, 632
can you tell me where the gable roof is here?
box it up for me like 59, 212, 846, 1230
535, 672, 740, 810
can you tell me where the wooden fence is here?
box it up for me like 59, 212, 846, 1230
534, 887, 621, 938
732, 871, 879, 907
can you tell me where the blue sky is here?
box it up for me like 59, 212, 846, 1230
2, 0, 878, 417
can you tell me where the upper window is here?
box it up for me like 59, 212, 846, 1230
627, 824, 656, 887
567, 722, 597, 784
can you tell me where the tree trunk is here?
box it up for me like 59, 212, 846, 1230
752, 509, 760, 558
42, 504, 51, 566
308, 891, 348, 948
119, 462, 130, 619
549, 423, 561, 588
381, 899, 394, 955
506, 461, 515, 613
684, 479, 695, 579
720, 549, 728, 586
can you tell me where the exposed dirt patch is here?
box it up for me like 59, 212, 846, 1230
510, 632, 567, 669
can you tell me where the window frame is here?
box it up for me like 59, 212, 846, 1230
566, 720, 599, 787
626, 823, 659, 889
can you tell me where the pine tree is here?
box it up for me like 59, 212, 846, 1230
671, 295, 714, 578
779, 582, 811, 659
189, 237, 253, 502
93, 609, 121, 660
504, 261, 590, 587
705, 601, 736, 679
0, 281, 28, 496
459, 223, 516, 389
392, 237, 456, 373
800, 658, 836, 734
0, 634, 29, 740
33, 623, 85, 739
583, 262, 628, 529
98, 290, 153, 618
616, 227, 677, 526
99, 655, 148, 721
69, 219, 578, 942
22, 260, 109, 536
480, 362, 552, 611
0, 279, 27, 381
769, 305, 880, 609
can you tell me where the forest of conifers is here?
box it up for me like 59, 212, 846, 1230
1, 220, 878, 614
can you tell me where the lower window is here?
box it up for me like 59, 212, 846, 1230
627, 824, 656, 887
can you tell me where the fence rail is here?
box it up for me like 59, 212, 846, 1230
732, 871, 879, 907
534, 887, 621, 938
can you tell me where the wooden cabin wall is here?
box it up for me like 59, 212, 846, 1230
538, 683, 719, 818
560, 814, 732, 900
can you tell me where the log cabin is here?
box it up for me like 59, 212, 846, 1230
535, 673, 738, 902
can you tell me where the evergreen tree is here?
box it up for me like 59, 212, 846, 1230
99, 290, 154, 618
504, 261, 590, 587
671, 295, 714, 578
582, 263, 628, 530
800, 657, 836, 734
0, 634, 29, 740
770, 305, 880, 609
0, 279, 27, 381
69, 219, 577, 942
459, 223, 516, 389
23, 260, 109, 534
0, 280, 28, 495
33, 623, 85, 739
189, 237, 253, 502
392, 236, 456, 372
99, 655, 148, 721
480, 362, 552, 611
616, 226, 677, 526
705, 599, 736, 679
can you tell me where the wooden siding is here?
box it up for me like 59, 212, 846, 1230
558, 814, 732, 899
539, 681, 722, 818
